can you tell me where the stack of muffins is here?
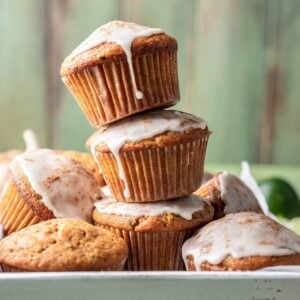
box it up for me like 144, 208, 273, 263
0, 20, 299, 272
60, 20, 214, 270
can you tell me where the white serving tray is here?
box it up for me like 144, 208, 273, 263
0, 271, 299, 300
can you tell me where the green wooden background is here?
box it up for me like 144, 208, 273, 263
0, 0, 299, 164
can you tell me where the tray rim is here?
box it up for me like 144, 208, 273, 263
0, 271, 299, 280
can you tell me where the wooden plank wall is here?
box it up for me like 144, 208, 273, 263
0, 0, 299, 164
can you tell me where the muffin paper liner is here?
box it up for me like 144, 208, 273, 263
62, 49, 179, 127
95, 134, 209, 202
0, 181, 41, 235
99, 224, 192, 271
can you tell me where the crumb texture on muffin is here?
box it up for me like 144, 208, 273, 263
0, 218, 128, 271
195, 172, 261, 219
93, 195, 214, 232
10, 149, 100, 222
182, 212, 300, 271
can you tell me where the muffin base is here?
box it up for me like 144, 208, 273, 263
185, 254, 300, 271
1, 263, 125, 272
62, 49, 179, 127
98, 224, 192, 271
95, 134, 209, 202
0, 181, 41, 235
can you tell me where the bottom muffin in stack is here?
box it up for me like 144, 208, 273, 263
93, 195, 214, 270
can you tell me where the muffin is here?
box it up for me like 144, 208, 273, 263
201, 171, 213, 185
0, 149, 100, 235
61, 20, 179, 127
182, 212, 300, 271
90, 110, 211, 202
59, 150, 106, 186
195, 172, 261, 219
0, 150, 22, 194
0, 218, 128, 271
93, 194, 214, 270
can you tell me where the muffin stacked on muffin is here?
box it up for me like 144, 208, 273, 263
61, 20, 212, 270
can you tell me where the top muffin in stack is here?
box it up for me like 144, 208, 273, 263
61, 20, 180, 127
61, 20, 213, 270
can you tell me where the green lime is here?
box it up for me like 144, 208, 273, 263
258, 177, 300, 219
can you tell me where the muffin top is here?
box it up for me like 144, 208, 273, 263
90, 110, 208, 153
182, 212, 300, 270
61, 20, 176, 77
0, 218, 128, 271
93, 194, 214, 232
196, 172, 261, 218
10, 149, 101, 222
58, 150, 106, 186
218, 172, 261, 214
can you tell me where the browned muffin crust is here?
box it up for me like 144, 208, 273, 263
11, 163, 55, 220
185, 254, 300, 271
194, 174, 225, 219
195, 172, 262, 219
92, 200, 214, 232
93, 127, 211, 153
0, 218, 128, 271
61, 33, 177, 76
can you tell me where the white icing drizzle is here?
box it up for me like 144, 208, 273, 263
240, 161, 272, 217
10, 149, 100, 222
94, 194, 208, 220
23, 129, 39, 151
182, 212, 300, 271
90, 110, 207, 198
68, 20, 163, 99
100, 185, 113, 198
218, 172, 261, 214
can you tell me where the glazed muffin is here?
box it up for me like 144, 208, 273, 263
61, 20, 179, 127
59, 150, 106, 186
0, 149, 100, 235
0, 150, 22, 194
90, 110, 211, 202
0, 218, 128, 271
93, 194, 214, 270
182, 212, 300, 271
195, 172, 261, 219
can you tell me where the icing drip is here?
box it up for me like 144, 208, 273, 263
100, 185, 113, 198
68, 20, 163, 100
182, 212, 300, 271
94, 194, 209, 220
218, 172, 260, 214
10, 149, 100, 222
91, 110, 207, 198
240, 161, 272, 217
23, 129, 39, 151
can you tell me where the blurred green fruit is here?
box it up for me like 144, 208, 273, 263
258, 177, 300, 219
